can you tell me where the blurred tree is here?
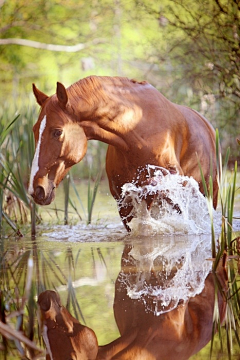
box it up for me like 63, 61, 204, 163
0, 0, 111, 96
135, 0, 240, 157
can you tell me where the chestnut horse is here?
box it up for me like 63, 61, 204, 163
38, 245, 227, 360
29, 76, 217, 230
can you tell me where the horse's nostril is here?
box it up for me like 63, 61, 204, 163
35, 186, 45, 200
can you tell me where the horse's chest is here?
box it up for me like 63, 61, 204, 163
105, 144, 169, 198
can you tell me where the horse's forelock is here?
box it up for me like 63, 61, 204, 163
41, 96, 71, 120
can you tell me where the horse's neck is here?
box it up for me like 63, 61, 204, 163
71, 79, 148, 152
96, 308, 189, 360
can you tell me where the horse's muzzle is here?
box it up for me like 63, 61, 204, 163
31, 178, 56, 205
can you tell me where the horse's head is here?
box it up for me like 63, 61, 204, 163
38, 290, 98, 360
29, 83, 87, 205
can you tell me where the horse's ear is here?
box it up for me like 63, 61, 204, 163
32, 84, 49, 106
56, 82, 68, 108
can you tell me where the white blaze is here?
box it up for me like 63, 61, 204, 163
28, 115, 47, 195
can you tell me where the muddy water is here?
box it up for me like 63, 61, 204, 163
1, 176, 240, 359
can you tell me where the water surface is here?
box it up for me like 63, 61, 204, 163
1, 176, 240, 359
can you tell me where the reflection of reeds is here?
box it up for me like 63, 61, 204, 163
65, 247, 85, 323
0, 240, 75, 358
0, 236, 116, 358
0, 246, 43, 358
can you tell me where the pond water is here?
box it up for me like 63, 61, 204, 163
1, 177, 240, 359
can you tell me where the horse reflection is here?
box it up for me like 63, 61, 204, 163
38, 239, 227, 360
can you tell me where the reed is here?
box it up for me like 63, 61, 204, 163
0, 105, 106, 237
63, 174, 70, 225
63, 173, 84, 225
0, 115, 24, 236
0, 107, 39, 238
87, 167, 103, 225
63, 167, 103, 225
199, 129, 240, 358
69, 172, 85, 220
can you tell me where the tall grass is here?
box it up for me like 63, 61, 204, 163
0, 104, 38, 237
87, 167, 103, 225
62, 167, 103, 226
199, 129, 240, 358
63, 174, 70, 225
0, 105, 106, 237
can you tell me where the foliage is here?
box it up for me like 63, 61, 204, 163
135, 0, 240, 156
0, 0, 139, 95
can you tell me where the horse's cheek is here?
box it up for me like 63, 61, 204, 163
69, 126, 87, 163
74, 139, 87, 164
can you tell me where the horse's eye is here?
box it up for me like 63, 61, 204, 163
53, 129, 63, 139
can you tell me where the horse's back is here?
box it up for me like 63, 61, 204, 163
106, 90, 216, 182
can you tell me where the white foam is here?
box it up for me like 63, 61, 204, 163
28, 116, 47, 195
119, 165, 221, 236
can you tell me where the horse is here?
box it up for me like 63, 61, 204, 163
37, 244, 227, 360
28, 76, 218, 230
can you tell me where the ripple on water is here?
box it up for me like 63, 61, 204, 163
41, 222, 126, 242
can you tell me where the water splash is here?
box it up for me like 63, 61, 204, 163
120, 236, 212, 316
119, 165, 221, 235
41, 222, 125, 242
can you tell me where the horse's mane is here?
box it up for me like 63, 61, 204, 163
68, 76, 107, 104
67, 76, 147, 105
